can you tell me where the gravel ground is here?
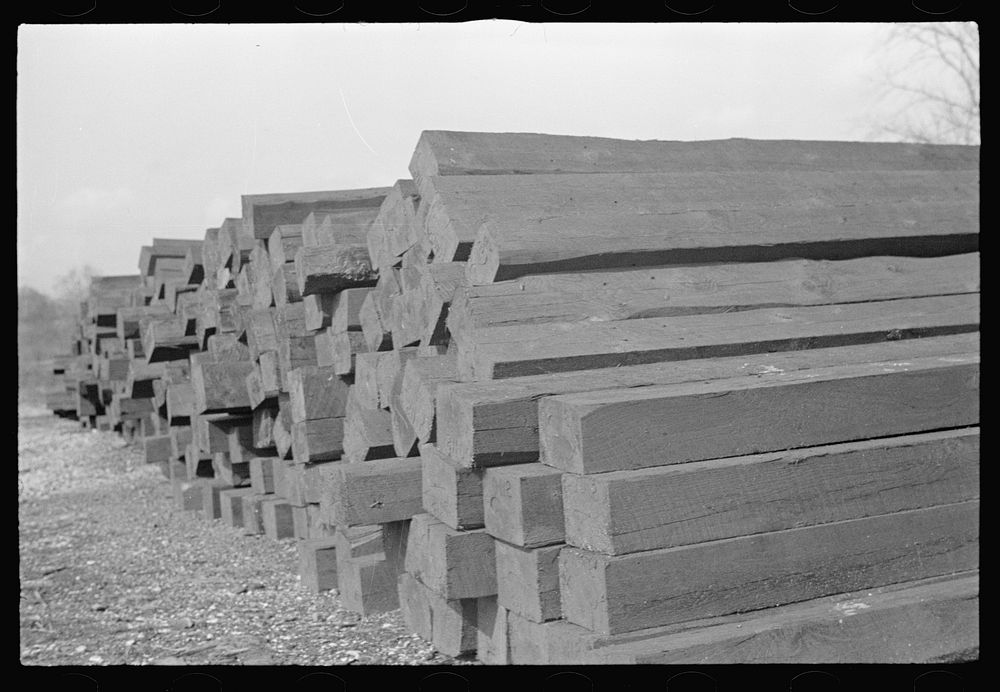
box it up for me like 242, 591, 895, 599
18, 404, 472, 667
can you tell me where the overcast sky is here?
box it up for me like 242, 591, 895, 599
17, 22, 947, 294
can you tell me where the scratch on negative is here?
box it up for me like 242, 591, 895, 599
339, 87, 379, 157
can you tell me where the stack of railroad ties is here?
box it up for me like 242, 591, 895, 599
46, 131, 980, 664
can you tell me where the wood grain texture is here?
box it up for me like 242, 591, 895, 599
562, 428, 979, 554
323, 457, 423, 526
560, 500, 979, 635
436, 332, 979, 467
294, 244, 378, 297
448, 254, 979, 344
301, 208, 380, 249
352, 352, 383, 410
418, 169, 979, 271
287, 365, 350, 423
540, 353, 979, 474
405, 512, 497, 600
190, 360, 254, 414
545, 572, 978, 664
289, 416, 345, 463
342, 406, 395, 462
476, 596, 510, 664
494, 541, 563, 623
330, 287, 370, 333
400, 353, 460, 443
398, 572, 477, 657
336, 553, 399, 617
482, 464, 565, 547
302, 292, 337, 331
420, 442, 485, 530
374, 347, 420, 409
267, 225, 303, 272
331, 331, 369, 376
408, 131, 979, 188
459, 293, 979, 380
358, 291, 392, 352
241, 187, 389, 239
389, 393, 420, 458
418, 261, 467, 346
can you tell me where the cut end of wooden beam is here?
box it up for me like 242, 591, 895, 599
466, 223, 500, 286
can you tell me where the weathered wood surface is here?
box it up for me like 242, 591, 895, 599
330, 287, 370, 333
244, 308, 278, 360
562, 428, 979, 554
277, 334, 317, 388
419, 169, 978, 268
191, 360, 254, 414
290, 416, 345, 463
261, 497, 296, 540
405, 513, 497, 600
560, 500, 979, 635
387, 289, 426, 348
303, 293, 337, 332
409, 130, 979, 198
342, 407, 395, 462
495, 541, 563, 623
313, 328, 337, 369
338, 554, 400, 616
252, 406, 277, 449
544, 571, 978, 664
418, 262, 467, 345
257, 351, 282, 400
116, 304, 171, 340
294, 245, 378, 296
540, 353, 979, 474
301, 208, 382, 249
352, 352, 383, 409
460, 293, 979, 380
476, 596, 510, 665
267, 225, 303, 272
241, 187, 390, 240
219, 487, 256, 528
139, 239, 203, 276
323, 457, 423, 526
389, 394, 420, 458
297, 538, 338, 593
437, 333, 980, 467
398, 572, 477, 657
483, 464, 565, 547
420, 443, 484, 530
331, 331, 369, 376
165, 382, 195, 423
270, 262, 302, 307
287, 366, 349, 423
375, 347, 420, 409
249, 456, 276, 495
375, 179, 421, 260
358, 291, 392, 352
448, 254, 979, 342
400, 354, 460, 443
272, 395, 294, 459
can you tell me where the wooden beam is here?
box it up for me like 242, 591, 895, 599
294, 245, 378, 297
483, 464, 564, 547
437, 333, 980, 468
409, 130, 978, 199
559, 500, 978, 635
539, 353, 979, 474
322, 457, 423, 526
458, 293, 979, 380
448, 254, 979, 346
563, 428, 979, 555
242, 187, 390, 240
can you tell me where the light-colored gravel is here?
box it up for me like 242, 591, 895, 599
18, 404, 472, 666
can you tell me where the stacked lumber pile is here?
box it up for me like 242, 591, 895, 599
43, 130, 979, 664
334, 131, 981, 663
